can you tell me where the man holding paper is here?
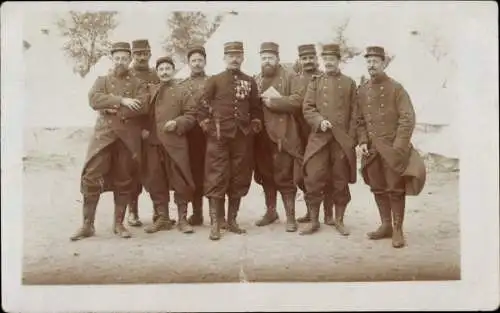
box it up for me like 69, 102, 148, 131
253, 42, 304, 232
301, 44, 358, 236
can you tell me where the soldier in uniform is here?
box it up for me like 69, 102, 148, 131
253, 42, 304, 232
198, 41, 263, 241
357, 46, 426, 248
143, 56, 198, 234
292, 44, 336, 226
126, 39, 175, 227
301, 44, 358, 236
70, 42, 149, 241
177, 46, 215, 227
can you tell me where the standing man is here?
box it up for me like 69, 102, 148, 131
126, 39, 174, 227
70, 42, 149, 241
253, 42, 304, 232
357, 46, 426, 248
145, 56, 197, 234
292, 44, 335, 225
198, 41, 263, 241
178, 46, 212, 227
301, 44, 358, 236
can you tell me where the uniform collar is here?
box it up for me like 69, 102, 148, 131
325, 69, 341, 77
370, 72, 389, 84
190, 71, 206, 78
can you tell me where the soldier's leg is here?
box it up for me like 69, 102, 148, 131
274, 149, 298, 232
300, 145, 330, 235
322, 181, 335, 225
188, 130, 206, 226
143, 145, 175, 234
254, 133, 278, 227
71, 149, 113, 241
330, 141, 352, 236
126, 144, 146, 227
366, 154, 392, 240
204, 135, 230, 240
383, 161, 407, 248
227, 131, 253, 234
111, 140, 138, 239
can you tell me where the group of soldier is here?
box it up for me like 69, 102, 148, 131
70, 37, 426, 249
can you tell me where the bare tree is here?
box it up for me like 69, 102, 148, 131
56, 11, 119, 78
163, 11, 235, 67
332, 17, 362, 63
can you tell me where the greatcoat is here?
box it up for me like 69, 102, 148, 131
357, 73, 426, 196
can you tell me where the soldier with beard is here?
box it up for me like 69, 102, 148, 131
144, 56, 197, 234
293, 44, 336, 227
126, 39, 176, 227
357, 46, 426, 248
198, 41, 263, 241
177, 46, 224, 228
253, 42, 304, 232
70, 42, 149, 241
301, 44, 358, 236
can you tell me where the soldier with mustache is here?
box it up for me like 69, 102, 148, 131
144, 56, 198, 234
126, 39, 176, 228
301, 44, 358, 236
253, 42, 304, 232
198, 41, 263, 241
292, 44, 336, 227
357, 46, 426, 248
70, 42, 150, 241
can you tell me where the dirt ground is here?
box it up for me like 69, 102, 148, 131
22, 127, 460, 284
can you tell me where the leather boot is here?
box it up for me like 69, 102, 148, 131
367, 194, 393, 240
323, 192, 335, 225
113, 199, 132, 238
144, 205, 174, 233
299, 202, 320, 235
70, 196, 98, 241
218, 198, 228, 230
391, 194, 406, 248
187, 195, 204, 226
282, 193, 298, 232
297, 191, 311, 223
255, 187, 278, 226
227, 198, 246, 234
208, 198, 222, 240
127, 197, 143, 227
333, 204, 350, 236
177, 201, 194, 234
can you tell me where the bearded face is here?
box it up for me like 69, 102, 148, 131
260, 52, 279, 77
111, 51, 132, 77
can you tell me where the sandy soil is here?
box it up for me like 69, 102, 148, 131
22, 127, 460, 284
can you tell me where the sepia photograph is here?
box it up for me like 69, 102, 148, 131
2, 1, 499, 312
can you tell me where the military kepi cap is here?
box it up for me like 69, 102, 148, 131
131, 39, 151, 52
364, 46, 386, 59
260, 42, 279, 55
321, 44, 341, 57
156, 56, 175, 69
298, 44, 317, 57
224, 41, 244, 54
110, 42, 131, 54
187, 45, 206, 60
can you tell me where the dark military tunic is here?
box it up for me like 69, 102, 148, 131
179, 72, 210, 201
253, 65, 304, 196
152, 80, 197, 203
80, 70, 149, 199
357, 73, 426, 196
198, 69, 263, 199
302, 71, 358, 206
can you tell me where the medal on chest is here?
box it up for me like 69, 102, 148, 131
235, 79, 251, 100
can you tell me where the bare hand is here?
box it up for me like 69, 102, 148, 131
163, 120, 177, 132
199, 119, 210, 133
104, 108, 118, 115
320, 120, 332, 132
262, 97, 272, 107
251, 119, 262, 133
358, 143, 369, 156
121, 98, 142, 111
141, 129, 150, 139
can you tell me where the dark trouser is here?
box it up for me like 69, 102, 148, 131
81, 139, 136, 200
365, 152, 405, 198
188, 126, 206, 213
270, 144, 298, 196
204, 129, 253, 199
304, 139, 351, 207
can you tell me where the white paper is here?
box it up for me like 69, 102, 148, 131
261, 86, 282, 98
